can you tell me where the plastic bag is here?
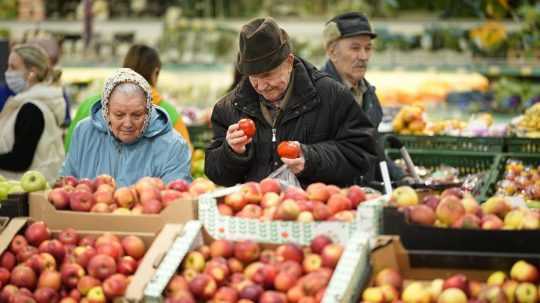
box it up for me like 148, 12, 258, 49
267, 164, 302, 188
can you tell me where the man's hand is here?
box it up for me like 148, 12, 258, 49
280, 142, 305, 174
226, 123, 252, 154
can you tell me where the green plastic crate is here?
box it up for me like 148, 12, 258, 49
505, 137, 540, 154
386, 134, 504, 152
483, 153, 540, 200
187, 125, 213, 149
386, 149, 499, 198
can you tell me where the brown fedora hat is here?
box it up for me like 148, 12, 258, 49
237, 17, 291, 76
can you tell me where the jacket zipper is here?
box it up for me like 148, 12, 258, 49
114, 142, 122, 178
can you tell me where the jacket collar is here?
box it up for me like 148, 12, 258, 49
233, 57, 320, 121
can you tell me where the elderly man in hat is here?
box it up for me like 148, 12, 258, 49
205, 17, 378, 187
321, 12, 382, 128
322, 13, 404, 182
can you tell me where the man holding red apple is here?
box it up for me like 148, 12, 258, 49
205, 17, 377, 187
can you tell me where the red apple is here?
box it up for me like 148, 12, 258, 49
443, 274, 469, 295
204, 258, 230, 285
346, 185, 366, 208
142, 199, 162, 214
188, 273, 217, 300
183, 251, 206, 273
139, 188, 161, 204
312, 203, 332, 221
168, 179, 190, 192
217, 204, 234, 216
34, 287, 59, 303
38, 240, 65, 263
224, 192, 247, 212
93, 188, 114, 205
275, 199, 300, 221
321, 244, 343, 269
87, 254, 116, 280
24, 221, 51, 247
48, 188, 70, 210
161, 190, 184, 208
213, 286, 238, 303
95, 175, 115, 190
58, 228, 79, 246
409, 204, 436, 226
10, 265, 37, 290
77, 276, 100, 295
121, 235, 146, 260
283, 187, 308, 201
90, 203, 111, 213
73, 246, 97, 268
422, 195, 441, 210
374, 268, 403, 290
60, 176, 78, 187
436, 196, 466, 225
10, 235, 28, 255
239, 284, 264, 301
234, 241, 260, 264
78, 178, 96, 192
303, 254, 323, 273
301, 271, 329, 296
69, 190, 96, 212
306, 183, 330, 202
117, 256, 138, 275
327, 193, 352, 214
240, 182, 263, 204
310, 235, 332, 254
277, 261, 303, 278
95, 233, 120, 247
96, 242, 124, 260
260, 178, 281, 194
60, 263, 85, 289
259, 290, 287, 303
166, 275, 189, 295
102, 273, 128, 299
237, 204, 263, 219
0, 267, 10, 286
210, 240, 234, 259
16, 245, 38, 263
114, 187, 135, 208
1, 251, 16, 270
37, 270, 61, 291
261, 192, 282, 209
276, 243, 304, 263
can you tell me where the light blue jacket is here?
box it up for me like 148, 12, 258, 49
60, 102, 192, 187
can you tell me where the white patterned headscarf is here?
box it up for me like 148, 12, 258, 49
101, 68, 153, 139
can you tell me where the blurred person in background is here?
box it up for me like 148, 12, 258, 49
321, 12, 404, 182
28, 35, 72, 127
64, 44, 192, 151
60, 68, 191, 186
0, 44, 65, 183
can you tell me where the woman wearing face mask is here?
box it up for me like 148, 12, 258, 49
0, 44, 66, 183
60, 68, 191, 187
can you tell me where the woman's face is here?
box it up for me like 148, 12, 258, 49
107, 89, 147, 144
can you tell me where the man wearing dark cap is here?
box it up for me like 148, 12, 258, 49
321, 12, 404, 182
205, 17, 378, 187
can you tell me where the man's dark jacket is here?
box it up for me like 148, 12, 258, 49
321, 59, 405, 182
205, 57, 378, 187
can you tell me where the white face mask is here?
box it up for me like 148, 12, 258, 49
5, 70, 28, 93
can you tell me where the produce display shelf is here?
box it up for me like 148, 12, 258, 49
187, 124, 213, 149
385, 133, 504, 153
386, 149, 499, 199
482, 153, 540, 199
504, 137, 540, 154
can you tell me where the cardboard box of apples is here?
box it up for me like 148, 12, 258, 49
359, 236, 540, 303
382, 185, 540, 253
29, 175, 216, 233
198, 179, 385, 245
0, 216, 184, 303
146, 221, 371, 303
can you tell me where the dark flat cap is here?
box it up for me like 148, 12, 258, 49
324, 12, 377, 47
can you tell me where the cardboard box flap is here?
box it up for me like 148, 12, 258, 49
0, 217, 28, 255
323, 230, 370, 303
124, 223, 185, 302
0, 216, 10, 232
143, 221, 203, 300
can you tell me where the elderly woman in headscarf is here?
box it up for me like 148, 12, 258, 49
60, 68, 191, 186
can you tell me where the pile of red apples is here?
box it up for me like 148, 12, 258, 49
217, 178, 381, 222
49, 175, 215, 214
390, 186, 540, 230
362, 260, 540, 303
0, 221, 147, 303
165, 235, 344, 303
